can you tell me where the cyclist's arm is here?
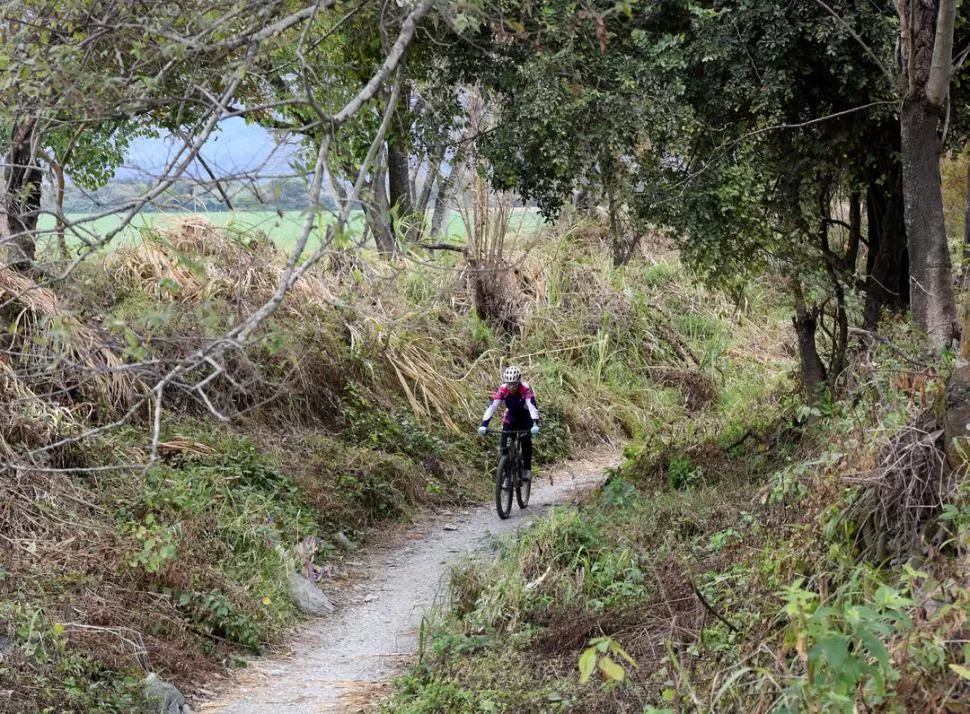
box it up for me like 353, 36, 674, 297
481, 399, 501, 426
522, 384, 540, 423
481, 386, 507, 427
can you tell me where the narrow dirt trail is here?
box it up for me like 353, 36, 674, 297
198, 447, 619, 714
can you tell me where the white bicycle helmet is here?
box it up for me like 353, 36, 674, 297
503, 365, 522, 385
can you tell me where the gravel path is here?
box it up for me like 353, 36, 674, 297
197, 447, 619, 714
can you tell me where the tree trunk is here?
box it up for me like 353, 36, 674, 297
820, 227, 849, 395
962, 156, 970, 286
429, 190, 452, 240
54, 162, 69, 261
607, 186, 633, 268
430, 162, 464, 240
792, 282, 826, 406
363, 163, 397, 257
900, 98, 957, 345
4, 120, 41, 271
414, 162, 438, 220
387, 135, 414, 242
386, 82, 415, 243
414, 143, 445, 233
898, 0, 959, 347
846, 191, 861, 273
863, 169, 909, 330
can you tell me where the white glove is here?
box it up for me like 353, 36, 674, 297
478, 426, 488, 436
531, 425, 540, 435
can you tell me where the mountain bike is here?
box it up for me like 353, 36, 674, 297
492, 429, 532, 519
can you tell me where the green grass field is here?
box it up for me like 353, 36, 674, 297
36, 208, 544, 256
37, 210, 359, 253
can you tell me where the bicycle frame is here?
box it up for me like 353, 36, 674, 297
491, 429, 532, 519
499, 429, 530, 476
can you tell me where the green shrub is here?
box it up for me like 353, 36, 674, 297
666, 454, 702, 491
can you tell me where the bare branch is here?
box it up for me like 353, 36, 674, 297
814, 0, 894, 85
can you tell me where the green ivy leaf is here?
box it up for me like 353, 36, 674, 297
598, 655, 625, 682
578, 648, 597, 683
949, 663, 970, 680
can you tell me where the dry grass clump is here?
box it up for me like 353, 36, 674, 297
0, 360, 79, 458
98, 217, 484, 433
462, 256, 535, 334
536, 563, 700, 670
165, 214, 272, 260
384, 340, 469, 433
650, 368, 717, 413
96, 219, 357, 426
108, 217, 342, 319
564, 219, 612, 252
558, 215, 677, 264
638, 228, 679, 262
0, 268, 141, 415
0, 468, 188, 681
552, 257, 701, 370
0, 468, 125, 576
845, 409, 956, 563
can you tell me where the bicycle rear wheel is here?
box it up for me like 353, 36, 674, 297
495, 455, 513, 519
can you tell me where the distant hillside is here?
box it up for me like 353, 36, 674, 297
50, 176, 336, 214
119, 117, 302, 181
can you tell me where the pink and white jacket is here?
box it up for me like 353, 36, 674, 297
480, 382, 540, 428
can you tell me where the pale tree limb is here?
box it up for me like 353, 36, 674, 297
926, 0, 957, 106
332, 0, 435, 126
213, 0, 337, 52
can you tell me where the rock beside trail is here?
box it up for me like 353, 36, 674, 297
288, 572, 335, 615
335, 531, 358, 551
143, 673, 192, 714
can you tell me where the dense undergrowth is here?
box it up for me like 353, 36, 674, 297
0, 217, 728, 712
383, 296, 970, 711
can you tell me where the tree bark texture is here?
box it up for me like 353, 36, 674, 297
413, 155, 440, 221
362, 162, 397, 257
863, 163, 909, 329
386, 135, 414, 240
429, 188, 452, 240
962, 156, 970, 286
386, 81, 415, 243
54, 162, 69, 261
846, 191, 861, 273
819, 224, 848, 395
900, 98, 957, 344
607, 183, 629, 268
898, 0, 959, 346
792, 283, 827, 405
4, 120, 41, 270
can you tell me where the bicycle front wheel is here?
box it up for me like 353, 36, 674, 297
495, 455, 513, 519
515, 466, 531, 509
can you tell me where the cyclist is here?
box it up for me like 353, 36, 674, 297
478, 366, 540, 481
